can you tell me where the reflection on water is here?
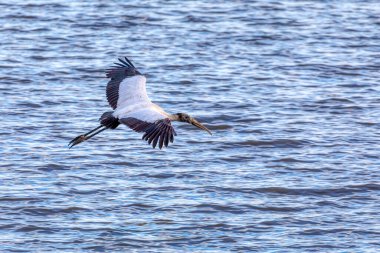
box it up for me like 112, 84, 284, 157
1, 0, 379, 252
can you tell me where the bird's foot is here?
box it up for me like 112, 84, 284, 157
68, 135, 87, 149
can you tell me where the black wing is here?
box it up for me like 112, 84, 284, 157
120, 117, 177, 149
105, 57, 140, 110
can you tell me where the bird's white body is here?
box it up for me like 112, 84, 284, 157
112, 75, 171, 122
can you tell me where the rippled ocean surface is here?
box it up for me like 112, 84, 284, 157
1, 0, 380, 252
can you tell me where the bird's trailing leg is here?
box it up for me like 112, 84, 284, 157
68, 111, 120, 149
68, 125, 107, 149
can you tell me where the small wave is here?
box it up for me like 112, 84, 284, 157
124, 203, 156, 209
300, 228, 356, 235
209, 184, 380, 197
242, 204, 306, 212
356, 121, 378, 126
0, 197, 39, 202
271, 158, 314, 163
16, 225, 55, 232
189, 203, 305, 214
136, 173, 176, 179
68, 189, 102, 195
253, 186, 377, 196
37, 163, 69, 171
21, 207, 89, 215
230, 139, 310, 148
17, 102, 42, 108
191, 203, 246, 214
207, 124, 233, 130
315, 98, 355, 104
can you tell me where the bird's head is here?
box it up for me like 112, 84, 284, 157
176, 113, 212, 135
125, 68, 141, 76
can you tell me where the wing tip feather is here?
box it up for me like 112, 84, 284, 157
121, 117, 175, 149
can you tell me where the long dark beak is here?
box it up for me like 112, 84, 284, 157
190, 118, 212, 135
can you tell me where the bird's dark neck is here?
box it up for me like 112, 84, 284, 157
168, 113, 180, 121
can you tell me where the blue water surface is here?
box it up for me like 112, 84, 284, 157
0, 1, 379, 252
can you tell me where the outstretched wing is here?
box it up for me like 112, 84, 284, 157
106, 57, 148, 110
119, 107, 177, 149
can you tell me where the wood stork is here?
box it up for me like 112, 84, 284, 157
68, 57, 211, 149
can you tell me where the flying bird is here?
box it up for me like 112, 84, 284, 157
68, 57, 211, 149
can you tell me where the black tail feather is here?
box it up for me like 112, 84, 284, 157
99, 111, 120, 129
